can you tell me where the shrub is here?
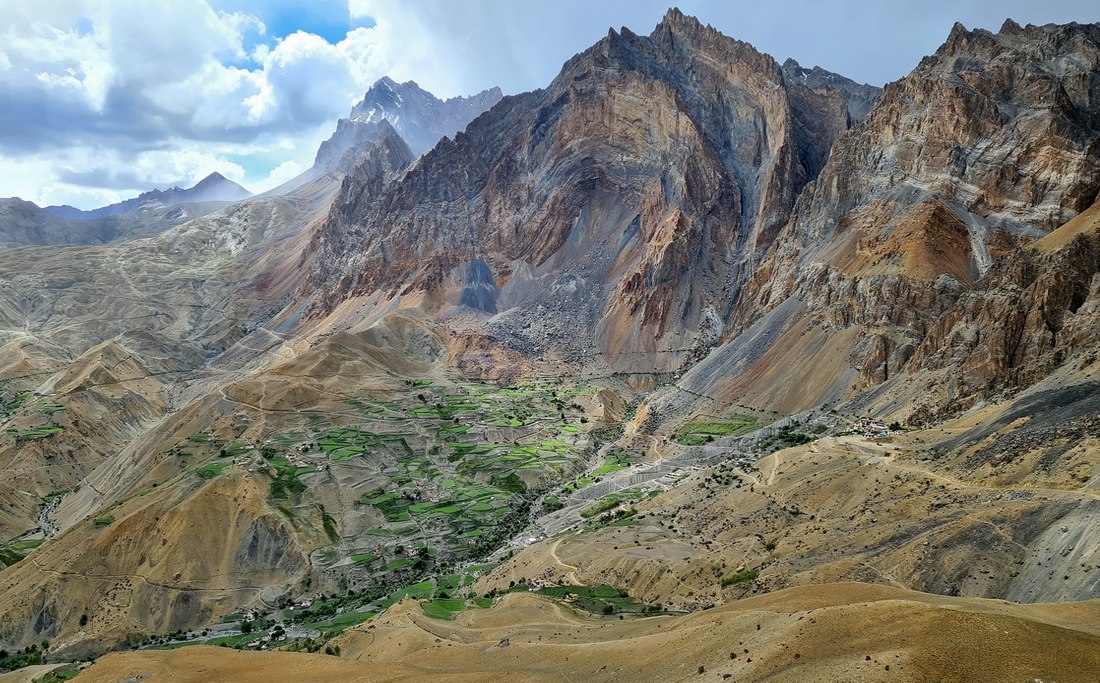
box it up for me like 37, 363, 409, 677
721, 570, 759, 587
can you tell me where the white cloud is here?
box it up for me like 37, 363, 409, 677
347, 1, 463, 97
0, 144, 250, 207
0, 153, 120, 209
260, 159, 306, 188
0, 0, 397, 208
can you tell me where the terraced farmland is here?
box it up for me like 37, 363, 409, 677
222, 381, 599, 595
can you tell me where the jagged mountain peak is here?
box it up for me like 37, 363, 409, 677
306, 80, 502, 182
344, 77, 503, 156
658, 6, 697, 30
936, 16, 1100, 58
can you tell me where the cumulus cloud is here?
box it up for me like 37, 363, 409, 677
0, 0, 391, 207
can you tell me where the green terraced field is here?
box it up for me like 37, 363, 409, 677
580, 488, 644, 518
220, 381, 596, 615
0, 539, 43, 567
4, 425, 64, 439
505, 583, 668, 616
195, 462, 230, 480
675, 415, 763, 444
0, 387, 33, 415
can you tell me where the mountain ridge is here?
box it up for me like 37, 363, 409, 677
44, 172, 252, 220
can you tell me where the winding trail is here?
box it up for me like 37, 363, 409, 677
730, 466, 761, 488
764, 450, 782, 487
836, 437, 1100, 503
548, 537, 582, 585
29, 558, 273, 597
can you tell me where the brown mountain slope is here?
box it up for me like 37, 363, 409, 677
0, 472, 309, 658
480, 358, 1099, 610
71, 585, 1100, 683
1034, 194, 1100, 250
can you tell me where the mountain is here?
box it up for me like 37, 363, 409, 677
0, 198, 125, 247
306, 9, 880, 375
0, 9, 1099, 681
264, 79, 502, 198
316, 77, 503, 172
0, 196, 218, 248
344, 76, 504, 156
44, 172, 252, 220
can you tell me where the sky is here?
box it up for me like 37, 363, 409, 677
1, 0, 1098, 210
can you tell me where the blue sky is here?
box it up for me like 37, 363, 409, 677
1, 0, 1098, 209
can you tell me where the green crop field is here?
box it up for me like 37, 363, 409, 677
195, 462, 230, 480
675, 415, 763, 444
4, 425, 64, 439
509, 583, 668, 616
0, 539, 43, 567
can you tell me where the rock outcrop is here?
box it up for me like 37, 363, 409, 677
713, 19, 1100, 412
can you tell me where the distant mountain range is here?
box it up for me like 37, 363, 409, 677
44, 172, 251, 220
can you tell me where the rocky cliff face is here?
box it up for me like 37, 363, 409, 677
774, 19, 1100, 268
711, 19, 1100, 412
911, 224, 1100, 401
308, 9, 876, 372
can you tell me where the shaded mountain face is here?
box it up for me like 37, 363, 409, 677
780, 57, 880, 122
0, 198, 123, 247
0, 196, 220, 248
307, 9, 878, 372
45, 172, 251, 220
